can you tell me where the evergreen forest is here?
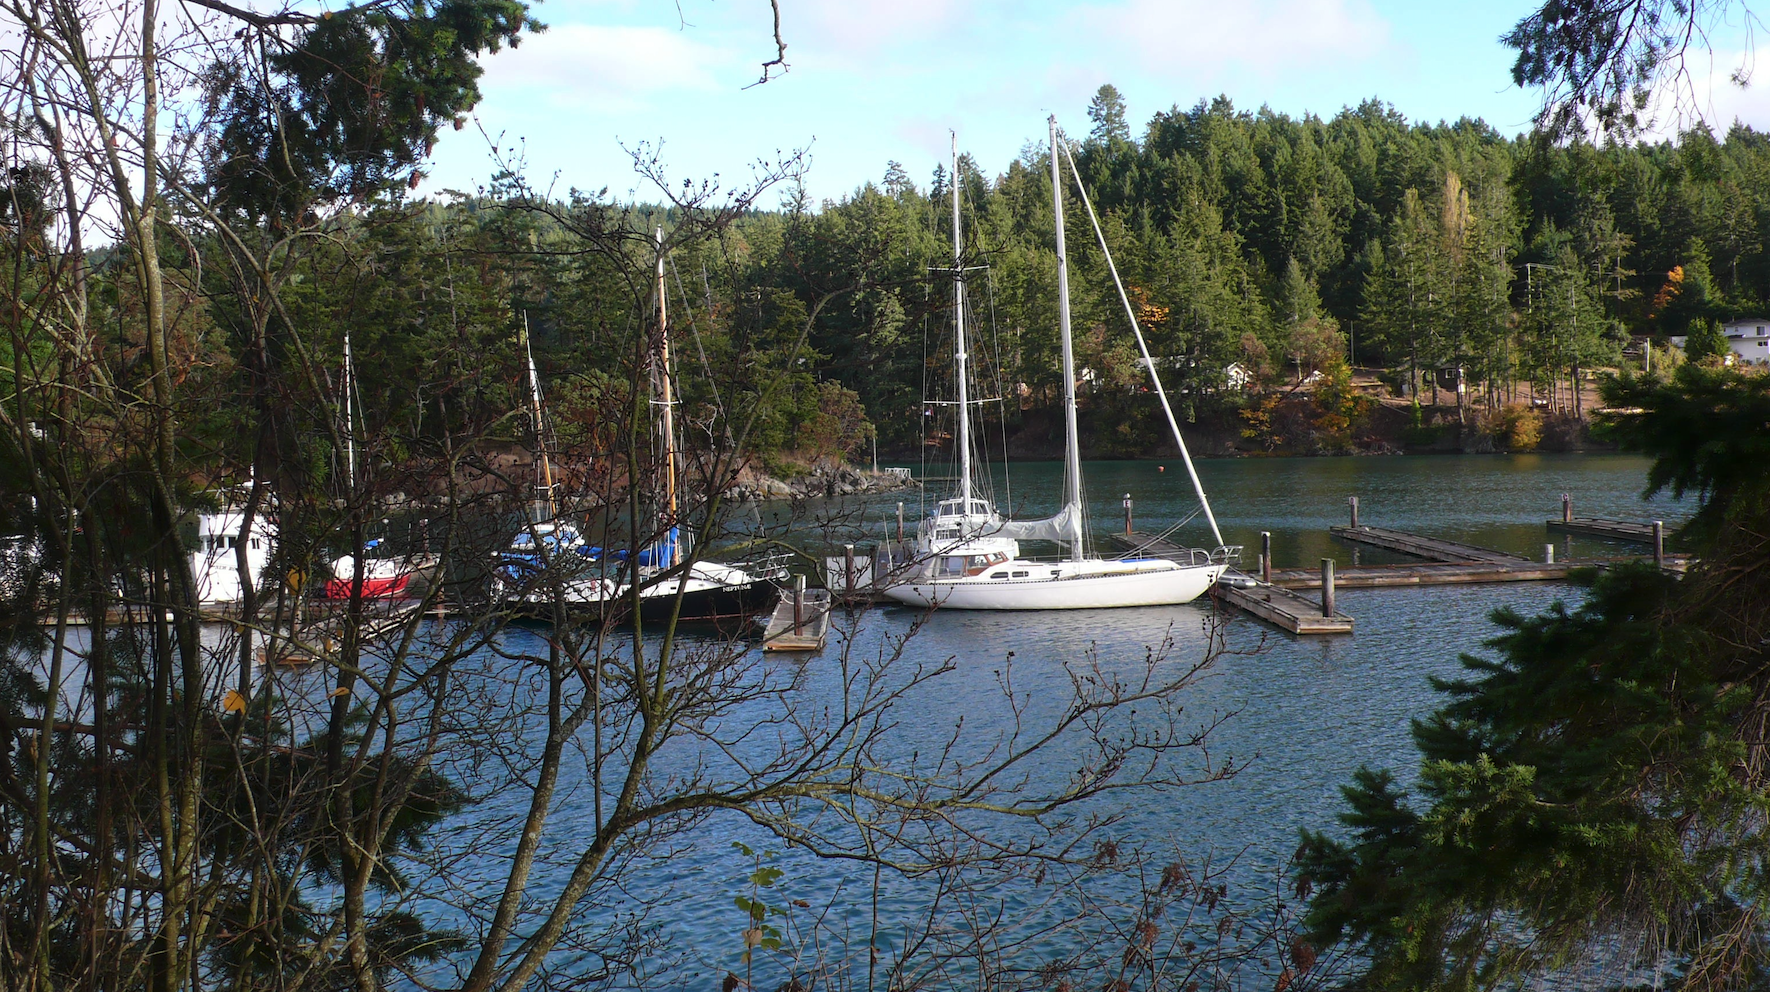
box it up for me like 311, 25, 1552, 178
50, 86, 1769, 472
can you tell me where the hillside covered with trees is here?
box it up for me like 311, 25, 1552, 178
88, 85, 1770, 473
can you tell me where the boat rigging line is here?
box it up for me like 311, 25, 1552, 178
1056, 135, 1225, 550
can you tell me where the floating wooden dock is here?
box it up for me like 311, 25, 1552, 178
1269, 561, 1574, 589
1547, 517, 1659, 542
1217, 580, 1353, 635
1329, 524, 1527, 563
1111, 536, 1355, 635
763, 588, 831, 652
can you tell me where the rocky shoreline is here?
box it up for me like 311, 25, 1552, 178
722, 463, 921, 501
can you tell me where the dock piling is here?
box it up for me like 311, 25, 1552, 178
1348, 496, 1360, 528
1261, 532, 1272, 584
1562, 493, 1572, 524
793, 575, 805, 635
1544, 544, 1555, 564
1654, 521, 1665, 568
1123, 493, 1133, 536
844, 545, 856, 597
1321, 558, 1336, 618
897, 502, 905, 542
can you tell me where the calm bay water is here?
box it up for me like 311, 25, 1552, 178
433, 454, 1682, 987
850, 451, 1687, 564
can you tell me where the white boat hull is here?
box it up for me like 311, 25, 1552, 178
881, 558, 1224, 610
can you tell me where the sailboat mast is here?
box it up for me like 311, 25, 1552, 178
656, 226, 679, 569
1057, 141, 1227, 549
342, 332, 356, 493
950, 133, 972, 507
1049, 117, 1086, 560
521, 313, 556, 521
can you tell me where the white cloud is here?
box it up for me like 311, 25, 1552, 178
479, 24, 729, 110
1072, 0, 1391, 79
1631, 47, 1770, 138
792, 0, 965, 58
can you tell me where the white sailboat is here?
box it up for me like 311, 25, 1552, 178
890, 133, 1023, 575
881, 119, 1236, 610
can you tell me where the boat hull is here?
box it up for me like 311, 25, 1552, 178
881, 559, 1224, 610
324, 574, 412, 600
496, 562, 780, 629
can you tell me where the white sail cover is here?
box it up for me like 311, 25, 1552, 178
992, 502, 1082, 543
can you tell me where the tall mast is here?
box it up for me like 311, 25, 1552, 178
342, 332, 356, 493
655, 226, 679, 568
1057, 141, 1226, 549
1049, 116, 1085, 560
950, 132, 972, 507
521, 312, 556, 521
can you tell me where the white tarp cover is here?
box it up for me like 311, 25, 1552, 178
992, 502, 1082, 543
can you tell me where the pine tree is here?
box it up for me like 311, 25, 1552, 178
1087, 84, 1131, 146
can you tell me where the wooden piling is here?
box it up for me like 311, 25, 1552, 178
792, 575, 805, 634
1261, 531, 1272, 584
1321, 559, 1336, 617
1545, 544, 1554, 564
1562, 493, 1572, 524
1348, 496, 1360, 528
844, 544, 856, 597
1653, 521, 1664, 568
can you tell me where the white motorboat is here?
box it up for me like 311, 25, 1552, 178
881, 120, 1236, 610
190, 500, 274, 605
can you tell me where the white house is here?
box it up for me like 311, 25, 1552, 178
1723, 318, 1770, 363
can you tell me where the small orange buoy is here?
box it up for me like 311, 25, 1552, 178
1158, 465, 1165, 472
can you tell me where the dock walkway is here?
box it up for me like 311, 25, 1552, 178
1329, 524, 1527, 563
1107, 535, 1354, 634
763, 588, 831, 652
1548, 517, 1659, 543
1217, 579, 1353, 635
1270, 561, 1573, 589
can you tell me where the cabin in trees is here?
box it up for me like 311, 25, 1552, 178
1724, 318, 1770, 364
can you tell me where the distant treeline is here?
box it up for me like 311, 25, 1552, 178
36, 92, 1770, 473
767, 89, 1770, 447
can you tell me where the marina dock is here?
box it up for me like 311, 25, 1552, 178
1114, 534, 1354, 635
1328, 524, 1527, 563
1547, 517, 1662, 542
763, 583, 831, 651
1269, 561, 1574, 588
1217, 580, 1353, 635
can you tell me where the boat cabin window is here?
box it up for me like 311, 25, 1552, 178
936, 499, 991, 518
942, 553, 1009, 577
935, 529, 960, 540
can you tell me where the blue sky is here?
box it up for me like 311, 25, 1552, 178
420, 0, 1770, 206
